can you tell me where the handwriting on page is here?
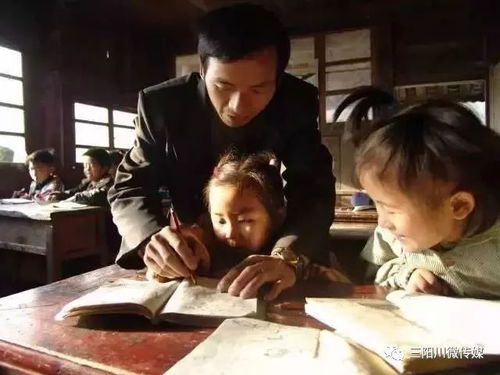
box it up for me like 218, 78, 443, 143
162, 277, 255, 317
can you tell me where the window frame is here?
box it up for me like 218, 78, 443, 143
73, 101, 135, 162
0, 45, 26, 164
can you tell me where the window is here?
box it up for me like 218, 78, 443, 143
112, 110, 135, 149
74, 102, 135, 162
175, 54, 199, 77
0, 45, 26, 163
395, 80, 487, 125
324, 29, 372, 125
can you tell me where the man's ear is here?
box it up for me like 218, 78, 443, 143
450, 191, 475, 220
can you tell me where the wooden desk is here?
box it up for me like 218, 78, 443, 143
0, 202, 107, 283
330, 208, 377, 240
1, 266, 497, 375
330, 221, 377, 240
0, 265, 381, 375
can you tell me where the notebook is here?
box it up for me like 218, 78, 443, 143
55, 277, 256, 327
306, 291, 500, 373
164, 317, 397, 375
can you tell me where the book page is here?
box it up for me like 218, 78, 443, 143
0, 198, 32, 204
387, 290, 500, 354
159, 277, 256, 325
165, 317, 397, 375
306, 297, 469, 373
55, 279, 179, 320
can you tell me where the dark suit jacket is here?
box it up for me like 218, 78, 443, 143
63, 176, 113, 207
109, 72, 335, 268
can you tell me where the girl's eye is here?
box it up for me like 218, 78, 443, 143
217, 218, 226, 225
238, 218, 254, 224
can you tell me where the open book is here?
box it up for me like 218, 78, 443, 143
164, 317, 397, 375
306, 291, 500, 374
55, 277, 256, 327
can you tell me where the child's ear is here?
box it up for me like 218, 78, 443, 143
450, 191, 475, 220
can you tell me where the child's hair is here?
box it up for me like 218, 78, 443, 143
108, 150, 124, 166
336, 87, 500, 236
26, 149, 56, 166
204, 151, 285, 221
83, 148, 111, 167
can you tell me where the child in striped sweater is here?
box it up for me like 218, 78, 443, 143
336, 88, 500, 298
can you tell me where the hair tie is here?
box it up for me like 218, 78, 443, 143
269, 158, 280, 168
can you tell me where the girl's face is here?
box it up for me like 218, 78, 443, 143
360, 170, 467, 252
209, 184, 274, 255
28, 161, 53, 184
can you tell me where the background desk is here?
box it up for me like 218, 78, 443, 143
330, 221, 377, 240
330, 219, 377, 282
0, 202, 107, 283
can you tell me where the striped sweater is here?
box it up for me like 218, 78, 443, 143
361, 222, 500, 298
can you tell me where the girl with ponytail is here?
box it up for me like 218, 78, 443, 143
336, 88, 500, 298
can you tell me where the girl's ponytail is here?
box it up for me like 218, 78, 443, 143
334, 86, 396, 147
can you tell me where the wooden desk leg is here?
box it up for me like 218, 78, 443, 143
96, 211, 108, 266
46, 223, 62, 283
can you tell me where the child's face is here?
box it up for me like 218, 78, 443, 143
28, 161, 53, 184
83, 156, 108, 182
360, 171, 461, 252
209, 184, 274, 254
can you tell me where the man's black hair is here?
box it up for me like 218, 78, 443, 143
197, 3, 290, 77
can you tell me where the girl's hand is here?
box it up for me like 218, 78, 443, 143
406, 268, 449, 295
217, 255, 296, 301
47, 192, 64, 202
12, 188, 26, 198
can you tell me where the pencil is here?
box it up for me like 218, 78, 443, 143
169, 206, 197, 285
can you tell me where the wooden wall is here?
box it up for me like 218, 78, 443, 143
0, 0, 175, 197
1, 0, 499, 198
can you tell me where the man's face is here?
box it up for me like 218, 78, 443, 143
203, 47, 278, 127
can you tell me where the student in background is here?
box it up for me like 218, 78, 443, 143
49, 148, 113, 207
12, 149, 63, 201
336, 88, 500, 298
145, 152, 349, 300
108, 150, 124, 178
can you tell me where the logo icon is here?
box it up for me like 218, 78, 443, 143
384, 345, 404, 361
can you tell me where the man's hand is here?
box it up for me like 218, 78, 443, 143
217, 255, 296, 301
143, 225, 210, 279
406, 268, 449, 295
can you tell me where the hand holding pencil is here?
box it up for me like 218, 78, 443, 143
168, 207, 196, 284
143, 206, 210, 282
